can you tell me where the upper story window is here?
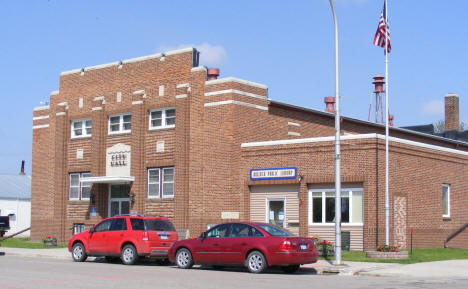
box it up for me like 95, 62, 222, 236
149, 108, 175, 130
71, 119, 92, 138
108, 113, 131, 134
69, 172, 91, 200
148, 167, 174, 198
442, 184, 450, 218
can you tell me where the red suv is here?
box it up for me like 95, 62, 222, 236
68, 215, 178, 265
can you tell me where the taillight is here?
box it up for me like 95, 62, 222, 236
279, 240, 293, 250
142, 231, 149, 241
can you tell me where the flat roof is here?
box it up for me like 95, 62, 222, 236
269, 99, 468, 147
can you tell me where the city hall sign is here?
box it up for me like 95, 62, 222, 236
106, 143, 131, 176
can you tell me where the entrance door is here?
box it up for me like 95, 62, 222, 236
109, 184, 130, 217
267, 199, 285, 227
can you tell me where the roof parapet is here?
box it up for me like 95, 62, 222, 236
205, 77, 268, 90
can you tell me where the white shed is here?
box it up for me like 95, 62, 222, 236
0, 174, 31, 237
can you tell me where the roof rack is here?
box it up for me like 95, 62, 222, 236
113, 214, 144, 217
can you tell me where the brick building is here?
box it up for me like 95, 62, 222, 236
31, 47, 468, 250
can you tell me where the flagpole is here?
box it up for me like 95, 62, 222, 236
384, 0, 390, 246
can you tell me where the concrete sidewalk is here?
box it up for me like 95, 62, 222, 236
0, 247, 70, 260
1, 247, 467, 278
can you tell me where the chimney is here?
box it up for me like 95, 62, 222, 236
389, 115, 394, 127
19, 160, 25, 175
207, 68, 220, 81
445, 93, 459, 131
324, 96, 335, 113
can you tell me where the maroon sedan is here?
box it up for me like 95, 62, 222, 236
168, 222, 317, 273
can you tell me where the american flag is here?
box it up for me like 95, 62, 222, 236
373, 2, 391, 53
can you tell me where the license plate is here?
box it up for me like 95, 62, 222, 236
300, 244, 307, 250
160, 235, 168, 240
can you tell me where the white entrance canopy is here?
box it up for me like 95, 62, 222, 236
80, 176, 135, 184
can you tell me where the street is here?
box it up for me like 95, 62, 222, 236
1, 256, 468, 289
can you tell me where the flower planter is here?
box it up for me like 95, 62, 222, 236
366, 251, 408, 259
317, 246, 335, 257
43, 239, 57, 247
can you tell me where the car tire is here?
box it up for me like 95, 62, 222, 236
175, 248, 194, 269
121, 244, 138, 265
246, 251, 267, 273
71, 242, 87, 262
281, 265, 300, 273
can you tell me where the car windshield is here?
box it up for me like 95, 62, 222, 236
257, 224, 292, 236
144, 219, 175, 232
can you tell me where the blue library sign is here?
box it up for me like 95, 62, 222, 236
250, 167, 297, 181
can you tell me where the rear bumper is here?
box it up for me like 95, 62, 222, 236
138, 243, 170, 258
268, 250, 318, 266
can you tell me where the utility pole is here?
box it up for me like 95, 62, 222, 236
328, 0, 342, 265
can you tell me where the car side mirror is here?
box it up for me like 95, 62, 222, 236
200, 232, 207, 239
89, 227, 95, 234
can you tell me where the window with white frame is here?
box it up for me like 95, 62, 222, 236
149, 108, 175, 129
442, 184, 450, 218
148, 167, 174, 198
308, 188, 363, 225
73, 223, 86, 235
69, 172, 91, 200
108, 113, 131, 134
71, 119, 92, 138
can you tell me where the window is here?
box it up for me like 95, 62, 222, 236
71, 119, 92, 138
69, 172, 91, 200
230, 224, 264, 238
73, 224, 86, 235
108, 113, 131, 134
130, 218, 145, 231
257, 224, 292, 236
442, 184, 450, 218
309, 188, 363, 225
206, 224, 230, 238
94, 219, 112, 232
110, 218, 127, 231
148, 167, 174, 198
149, 108, 175, 129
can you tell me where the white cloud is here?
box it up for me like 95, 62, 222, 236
158, 43, 227, 66
421, 100, 444, 116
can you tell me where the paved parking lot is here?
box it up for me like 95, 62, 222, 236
1, 255, 468, 289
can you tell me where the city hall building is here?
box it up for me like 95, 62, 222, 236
31, 47, 468, 250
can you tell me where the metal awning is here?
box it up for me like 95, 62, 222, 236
80, 176, 135, 184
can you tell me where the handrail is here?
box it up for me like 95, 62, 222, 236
0, 227, 30, 241
444, 222, 468, 248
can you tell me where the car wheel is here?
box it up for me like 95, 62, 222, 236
175, 248, 194, 269
281, 265, 300, 273
121, 244, 138, 265
246, 251, 267, 273
72, 242, 87, 262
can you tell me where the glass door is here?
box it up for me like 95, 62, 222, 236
109, 184, 130, 217
268, 199, 285, 227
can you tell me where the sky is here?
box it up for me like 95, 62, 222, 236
0, 0, 467, 174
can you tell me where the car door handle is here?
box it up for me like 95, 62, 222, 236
213, 243, 219, 246
241, 243, 247, 246
120, 234, 124, 237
